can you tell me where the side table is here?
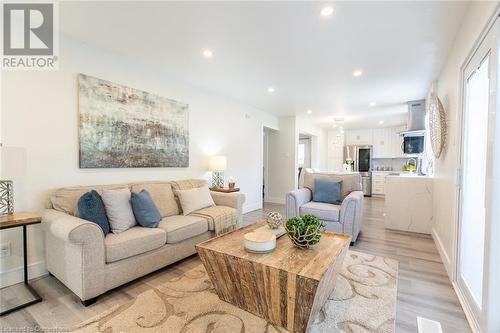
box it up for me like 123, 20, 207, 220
209, 187, 240, 193
0, 212, 43, 316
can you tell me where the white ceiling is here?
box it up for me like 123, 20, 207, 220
60, 1, 468, 129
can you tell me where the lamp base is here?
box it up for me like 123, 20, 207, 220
0, 180, 14, 216
211, 172, 224, 188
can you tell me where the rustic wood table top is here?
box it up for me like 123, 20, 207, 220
209, 187, 240, 193
0, 212, 42, 230
197, 221, 351, 281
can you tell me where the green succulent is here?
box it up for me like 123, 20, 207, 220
285, 214, 323, 247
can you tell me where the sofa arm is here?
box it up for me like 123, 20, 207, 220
286, 188, 312, 219
340, 191, 364, 241
42, 209, 106, 300
210, 191, 245, 223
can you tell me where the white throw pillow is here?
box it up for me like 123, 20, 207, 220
101, 188, 136, 234
176, 185, 215, 215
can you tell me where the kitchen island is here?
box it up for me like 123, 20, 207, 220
384, 174, 433, 234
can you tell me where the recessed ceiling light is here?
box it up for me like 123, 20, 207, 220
320, 6, 334, 17
267, 87, 275, 93
379, 120, 385, 124
369, 102, 376, 107
307, 109, 313, 115
202, 49, 213, 58
353, 70, 363, 77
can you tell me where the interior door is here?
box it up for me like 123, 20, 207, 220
457, 21, 496, 331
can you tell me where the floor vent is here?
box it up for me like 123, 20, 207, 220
417, 316, 443, 333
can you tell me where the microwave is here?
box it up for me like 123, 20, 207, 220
403, 136, 424, 155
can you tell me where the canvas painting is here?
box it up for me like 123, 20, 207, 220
78, 74, 189, 168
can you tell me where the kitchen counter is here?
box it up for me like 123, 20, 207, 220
384, 175, 433, 234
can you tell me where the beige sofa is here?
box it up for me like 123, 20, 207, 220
42, 180, 245, 305
286, 170, 364, 242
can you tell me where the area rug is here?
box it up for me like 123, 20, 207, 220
73, 251, 398, 333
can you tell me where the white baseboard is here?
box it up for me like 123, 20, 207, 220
0, 260, 48, 288
452, 280, 481, 333
431, 227, 451, 277
243, 201, 262, 214
264, 197, 285, 204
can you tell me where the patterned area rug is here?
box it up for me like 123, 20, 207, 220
73, 251, 398, 333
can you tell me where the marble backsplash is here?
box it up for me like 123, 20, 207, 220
372, 158, 412, 171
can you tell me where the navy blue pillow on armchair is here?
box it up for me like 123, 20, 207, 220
131, 190, 162, 228
78, 190, 110, 235
312, 179, 343, 205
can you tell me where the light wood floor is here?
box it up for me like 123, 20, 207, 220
0, 197, 471, 332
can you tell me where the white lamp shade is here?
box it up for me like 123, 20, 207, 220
208, 156, 227, 172
1, 146, 27, 179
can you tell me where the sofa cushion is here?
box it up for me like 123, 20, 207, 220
158, 215, 208, 244
104, 226, 166, 263
51, 184, 128, 216
130, 182, 179, 217
304, 172, 361, 200
77, 190, 110, 235
175, 185, 215, 215
300, 202, 340, 222
101, 188, 137, 234
313, 179, 342, 205
131, 190, 162, 228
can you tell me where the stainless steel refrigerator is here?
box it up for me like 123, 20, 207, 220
343, 145, 372, 196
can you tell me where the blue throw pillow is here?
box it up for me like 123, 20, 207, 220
78, 190, 110, 235
313, 179, 342, 205
131, 190, 161, 228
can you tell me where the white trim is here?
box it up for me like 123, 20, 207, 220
431, 227, 451, 277
243, 201, 262, 214
453, 280, 482, 333
0, 260, 48, 288
264, 197, 285, 205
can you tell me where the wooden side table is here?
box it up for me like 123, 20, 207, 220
209, 187, 240, 193
0, 212, 43, 316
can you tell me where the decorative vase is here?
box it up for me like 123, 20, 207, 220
266, 211, 282, 229
284, 215, 324, 249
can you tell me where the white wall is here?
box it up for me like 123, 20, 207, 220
0, 36, 278, 281
266, 117, 297, 203
433, 2, 498, 277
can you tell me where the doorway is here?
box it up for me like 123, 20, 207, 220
298, 134, 312, 186
456, 18, 498, 332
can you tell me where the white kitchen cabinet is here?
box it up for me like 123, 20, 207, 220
372, 128, 392, 158
372, 171, 391, 195
345, 129, 373, 146
327, 130, 344, 172
390, 125, 406, 158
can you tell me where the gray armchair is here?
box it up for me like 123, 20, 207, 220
286, 171, 364, 242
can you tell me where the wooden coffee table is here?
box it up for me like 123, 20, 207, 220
196, 222, 351, 332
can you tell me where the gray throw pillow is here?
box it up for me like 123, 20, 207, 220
101, 188, 136, 234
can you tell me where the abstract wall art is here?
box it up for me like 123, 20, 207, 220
78, 74, 189, 168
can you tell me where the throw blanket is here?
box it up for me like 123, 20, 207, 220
190, 206, 237, 236
170, 179, 237, 236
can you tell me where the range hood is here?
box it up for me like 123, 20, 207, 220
399, 99, 426, 137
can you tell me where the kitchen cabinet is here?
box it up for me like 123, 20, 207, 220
345, 129, 373, 146
372, 128, 392, 158
391, 125, 406, 158
327, 130, 344, 172
372, 171, 391, 195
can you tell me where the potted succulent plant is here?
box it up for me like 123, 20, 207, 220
284, 214, 324, 249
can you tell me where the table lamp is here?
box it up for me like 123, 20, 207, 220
208, 156, 227, 188
0, 145, 27, 215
